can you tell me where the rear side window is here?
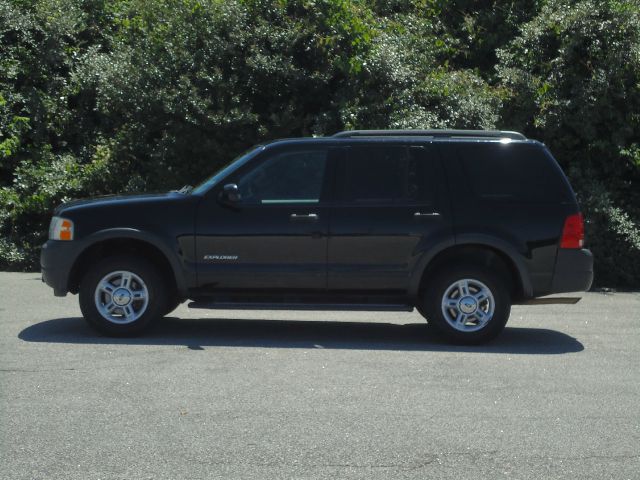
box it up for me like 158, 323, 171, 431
457, 143, 571, 203
338, 145, 436, 205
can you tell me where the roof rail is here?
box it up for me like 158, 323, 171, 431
332, 129, 527, 141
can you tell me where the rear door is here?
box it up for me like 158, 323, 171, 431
327, 143, 452, 292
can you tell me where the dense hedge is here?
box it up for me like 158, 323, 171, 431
1, 0, 639, 287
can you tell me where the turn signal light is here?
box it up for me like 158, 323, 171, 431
560, 213, 584, 249
49, 216, 74, 241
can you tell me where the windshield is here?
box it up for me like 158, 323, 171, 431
191, 145, 265, 195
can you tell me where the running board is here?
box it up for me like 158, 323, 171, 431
188, 301, 414, 312
516, 297, 581, 305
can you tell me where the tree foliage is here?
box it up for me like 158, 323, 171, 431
497, 0, 640, 285
1, 0, 639, 287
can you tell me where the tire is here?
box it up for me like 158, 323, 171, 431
421, 265, 511, 344
79, 255, 168, 336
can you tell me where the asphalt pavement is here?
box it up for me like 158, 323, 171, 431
1, 272, 639, 479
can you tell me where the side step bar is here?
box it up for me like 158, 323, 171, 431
188, 302, 414, 312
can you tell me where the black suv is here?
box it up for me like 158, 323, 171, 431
41, 130, 593, 343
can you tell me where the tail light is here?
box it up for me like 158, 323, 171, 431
560, 213, 584, 249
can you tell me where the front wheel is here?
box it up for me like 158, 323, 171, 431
79, 255, 168, 336
421, 266, 511, 344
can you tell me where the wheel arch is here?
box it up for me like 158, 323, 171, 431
410, 240, 532, 301
68, 229, 186, 298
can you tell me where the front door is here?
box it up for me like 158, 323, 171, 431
328, 143, 451, 292
194, 145, 335, 293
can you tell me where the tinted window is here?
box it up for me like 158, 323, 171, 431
339, 146, 435, 204
191, 146, 264, 195
237, 148, 327, 204
458, 143, 571, 203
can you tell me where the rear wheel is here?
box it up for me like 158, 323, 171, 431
421, 266, 511, 344
79, 255, 168, 336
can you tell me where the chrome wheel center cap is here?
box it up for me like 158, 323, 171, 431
458, 296, 477, 314
112, 288, 132, 306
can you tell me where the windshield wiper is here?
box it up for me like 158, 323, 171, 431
174, 185, 193, 194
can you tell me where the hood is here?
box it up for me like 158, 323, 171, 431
55, 191, 186, 215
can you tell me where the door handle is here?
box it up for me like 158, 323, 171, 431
414, 212, 441, 218
290, 213, 319, 222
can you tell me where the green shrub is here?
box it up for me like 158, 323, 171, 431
1, 0, 639, 287
0, 145, 116, 269
497, 0, 640, 287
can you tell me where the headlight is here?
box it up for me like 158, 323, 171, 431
49, 216, 74, 241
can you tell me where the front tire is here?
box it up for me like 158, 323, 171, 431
79, 255, 168, 336
421, 266, 511, 344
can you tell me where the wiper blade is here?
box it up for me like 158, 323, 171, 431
174, 185, 193, 194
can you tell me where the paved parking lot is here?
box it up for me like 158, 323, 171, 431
1, 272, 639, 479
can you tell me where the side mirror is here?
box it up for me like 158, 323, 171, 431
221, 183, 241, 204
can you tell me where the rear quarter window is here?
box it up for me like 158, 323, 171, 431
457, 143, 572, 203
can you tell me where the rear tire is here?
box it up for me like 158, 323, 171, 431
79, 255, 168, 336
421, 265, 511, 344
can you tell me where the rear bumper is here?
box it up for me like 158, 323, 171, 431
40, 240, 82, 296
550, 248, 594, 294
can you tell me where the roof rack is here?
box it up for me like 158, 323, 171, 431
332, 129, 527, 141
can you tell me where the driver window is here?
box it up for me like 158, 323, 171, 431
237, 148, 328, 204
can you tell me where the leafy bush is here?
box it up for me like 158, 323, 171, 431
497, 0, 640, 287
0, 145, 115, 269
1, 0, 639, 287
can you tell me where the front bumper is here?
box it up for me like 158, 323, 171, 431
40, 240, 83, 296
550, 248, 594, 294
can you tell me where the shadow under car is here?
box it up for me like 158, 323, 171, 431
19, 316, 584, 355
